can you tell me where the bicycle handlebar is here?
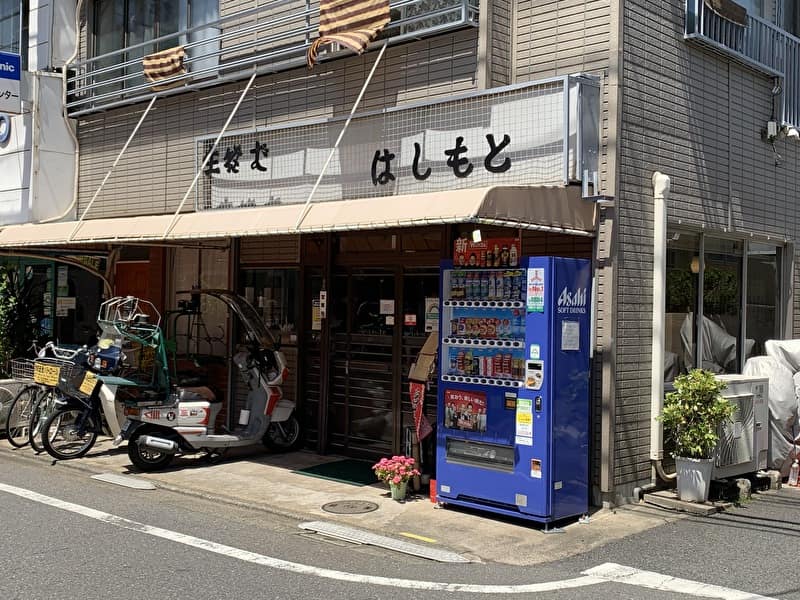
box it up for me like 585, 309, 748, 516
37, 341, 85, 360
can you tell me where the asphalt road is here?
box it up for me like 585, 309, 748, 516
1, 453, 797, 600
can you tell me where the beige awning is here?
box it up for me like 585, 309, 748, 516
0, 185, 596, 248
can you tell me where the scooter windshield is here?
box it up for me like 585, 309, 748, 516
178, 289, 277, 349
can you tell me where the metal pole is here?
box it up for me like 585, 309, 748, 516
163, 70, 258, 239
293, 41, 388, 231
69, 96, 157, 241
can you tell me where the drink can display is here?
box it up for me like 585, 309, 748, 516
483, 355, 493, 377
513, 358, 523, 379
493, 353, 503, 378
458, 317, 467, 336
450, 319, 459, 336
465, 350, 473, 375
503, 353, 512, 378
457, 351, 465, 374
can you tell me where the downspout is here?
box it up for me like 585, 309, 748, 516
39, 0, 84, 224
650, 171, 676, 483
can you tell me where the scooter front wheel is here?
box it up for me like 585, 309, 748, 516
41, 408, 98, 460
128, 432, 174, 471
263, 413, 302, 452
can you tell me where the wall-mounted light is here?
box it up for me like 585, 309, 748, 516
690, 256, 700, 274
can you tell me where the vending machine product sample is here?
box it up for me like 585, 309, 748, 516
435, 256, 592, 524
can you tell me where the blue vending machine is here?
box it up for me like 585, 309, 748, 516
436, 256, 592, 525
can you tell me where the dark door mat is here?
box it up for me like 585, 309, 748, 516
292, 459, 377, 486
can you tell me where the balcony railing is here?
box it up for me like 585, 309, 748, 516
685, 0, 800, 127
66, 0, 479, 118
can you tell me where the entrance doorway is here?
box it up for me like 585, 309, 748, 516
328, 269, 396, 458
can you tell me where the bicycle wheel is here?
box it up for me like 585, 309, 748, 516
28, 388, 58, 453
41, 408, 98, 460
4, 385, 40, 448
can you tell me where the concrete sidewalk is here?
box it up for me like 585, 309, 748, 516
1, 439, 682, 566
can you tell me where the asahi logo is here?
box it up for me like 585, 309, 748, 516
557, 287, 587, 313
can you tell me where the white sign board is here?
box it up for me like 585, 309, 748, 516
0, 52, 21, 114
197, 77, 600, 211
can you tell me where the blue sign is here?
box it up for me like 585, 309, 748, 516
0, 52, 21, 81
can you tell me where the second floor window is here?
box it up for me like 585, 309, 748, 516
0, 0, 27, 68
92, 0, 218, 92
737, 0, 800, 37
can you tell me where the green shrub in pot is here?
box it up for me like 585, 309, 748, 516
659, 369, 735, 502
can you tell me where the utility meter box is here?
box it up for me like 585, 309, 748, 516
713, 375, 769, 479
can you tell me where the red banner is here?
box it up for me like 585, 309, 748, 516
410, 381, 433, 441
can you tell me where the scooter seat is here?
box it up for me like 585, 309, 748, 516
178, 386, 219, 403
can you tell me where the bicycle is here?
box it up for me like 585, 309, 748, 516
4, 343, 84, 449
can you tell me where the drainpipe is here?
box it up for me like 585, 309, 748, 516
650, 171, 676, 483
39, 0, 84, 224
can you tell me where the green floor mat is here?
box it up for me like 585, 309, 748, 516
292, 459, 378, 487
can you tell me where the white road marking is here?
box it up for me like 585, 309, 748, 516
0, 481, 776, 599
584, 563, 778, 600
0, 482, 599, 594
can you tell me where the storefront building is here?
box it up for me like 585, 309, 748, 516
2, 0, 798, 507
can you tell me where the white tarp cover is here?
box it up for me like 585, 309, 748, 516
743, 340, 800, 475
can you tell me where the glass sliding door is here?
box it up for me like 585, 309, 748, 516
665, 232, 700, 380
666, 232, 784, 377
745, 244, 781, 358
701, 238, 744, 374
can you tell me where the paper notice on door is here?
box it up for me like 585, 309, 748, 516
561, 320, 580, 351
515, 398, 533, 446
380, 299, 394, 315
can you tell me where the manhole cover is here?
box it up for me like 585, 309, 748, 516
322, 500, 379, 514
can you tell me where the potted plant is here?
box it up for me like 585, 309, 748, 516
372, 455, 420, 501
660, 369, 734, 502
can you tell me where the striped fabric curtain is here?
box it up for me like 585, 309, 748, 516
143, 46, 187, 89
307, 0, 390, 68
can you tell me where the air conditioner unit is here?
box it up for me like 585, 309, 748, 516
713, 375, 769, 479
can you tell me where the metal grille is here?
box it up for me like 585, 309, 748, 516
197, 79, 573, 210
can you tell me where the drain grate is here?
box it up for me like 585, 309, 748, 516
299, 521, 471, 563
322, 500, 379, 514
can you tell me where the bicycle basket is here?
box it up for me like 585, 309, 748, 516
33, 357, 83, 387
10, 358, 35, 381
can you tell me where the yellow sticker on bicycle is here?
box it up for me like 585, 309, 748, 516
80, 372, 98, 395
33, 363, 60, 386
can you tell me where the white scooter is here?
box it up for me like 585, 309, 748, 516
112, 291, 301, 471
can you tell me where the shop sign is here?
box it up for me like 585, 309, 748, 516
196, 76, 599, 210
0, 52, 21, 114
